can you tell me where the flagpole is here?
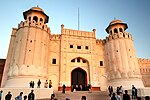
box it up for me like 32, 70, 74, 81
78, 8, 80, 30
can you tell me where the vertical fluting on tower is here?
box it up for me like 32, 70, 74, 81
2, 7, 50, 88
104, 19, 144, 89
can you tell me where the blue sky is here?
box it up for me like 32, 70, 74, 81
0, 0, 150, 59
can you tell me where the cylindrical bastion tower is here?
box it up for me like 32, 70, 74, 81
103, 19, 144, 89
1, 7, 50, 88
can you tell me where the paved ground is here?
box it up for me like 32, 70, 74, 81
37, 91, 110, 100
37, 91, 146, 100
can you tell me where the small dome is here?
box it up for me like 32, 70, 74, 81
23, 6, 49, 23
30, 6, 44, 13
105, 19, 128, 33
109, 19, 122, 25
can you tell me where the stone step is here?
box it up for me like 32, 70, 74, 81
37, 91, 110, 100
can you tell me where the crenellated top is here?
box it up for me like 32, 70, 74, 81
103, 32, 133, 44
61, 24, 96, 38
50, 34, 61, 40
18, 20, 50, 33
138, 58, 150, 73
138, 58, 150, 63
96, 39, 103, 45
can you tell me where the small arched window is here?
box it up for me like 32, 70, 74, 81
28, 17, 31, 21
123, 33, 125, 37
33, 16, 38, 22
42, 25, 44, 29
112, 36, 114, 39
114, 28, 118, 33
110, 30, 112, 35
40, 18, 43, 23
119, 28, 123, 32
128, 34, 130, 38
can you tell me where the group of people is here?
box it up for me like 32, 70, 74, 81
0, 90, 35, 100
50, 93, 87, 100
108, 86, 114, 97
44, 80, 52, 88
71, 84, 92, 92
29, 79, 52, 88
109, 85, 150, 100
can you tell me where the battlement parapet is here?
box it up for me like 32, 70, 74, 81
18, 20, 50, 33
96, 39, 103, 45
138, 58, 150, 63
62, 28, 95, 38
50, 34, 61, 40
103, 32, 133, 44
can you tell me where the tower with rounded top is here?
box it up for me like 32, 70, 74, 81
104, 19, 144, 89
1, 7, 147, 91
1, 6, 50, 88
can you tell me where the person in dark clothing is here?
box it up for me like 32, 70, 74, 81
135, 88, 137, 98
0, 90, 3, 100
132, 85, 136, 99
29, 81, 32, 88
28, 90, 35, 100
81, 96, 86, 100
123, 90, 130, 100
30, 81, 34, 88
137, 97, 141, 100
111, 93, 117, 100
5, 91, 12, 100
23, 95, 27, 100
62, 84, 66, 93
50, 94, 55, 100
111, 86, 113, 93
37, 79, 41, 88
145, 96, 150, 100
108, 86, 112, 97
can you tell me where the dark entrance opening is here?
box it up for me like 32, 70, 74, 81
71, 68, 87, 91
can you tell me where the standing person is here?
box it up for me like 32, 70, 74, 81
89, 84, 92, 93
0, 90, 3, 100
37, 79, 41, 88
29, 81, 32, 88
111, 93, 117, 100
137, 97, 141, 100
62, 84, 66, 93
5, 91, 12, 100
116, 92, 121, 100
44, 80, 48, 88
132, 85, 136, 99
28, 90, 35, 100
23, 95, 27, 100
108, 86, 111, 97
135, 88, 137, 99
116, 87, 120, 94
145, 96, 149, 100
50, 94, 55, 100
81, 96, 86, 100
49, 80, 52, 88
32, 81, 35, 88
119, 86, 123, 94
15, 92, 23, 100
111, 86, 113, 94
123, 90, 130, 100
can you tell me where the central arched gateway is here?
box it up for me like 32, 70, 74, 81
71, 67, 87, 87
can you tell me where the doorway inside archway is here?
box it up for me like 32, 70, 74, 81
71, 67, 87, 91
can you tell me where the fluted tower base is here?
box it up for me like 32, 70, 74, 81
4, 76, 46, 88
109, 78, 144, 90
